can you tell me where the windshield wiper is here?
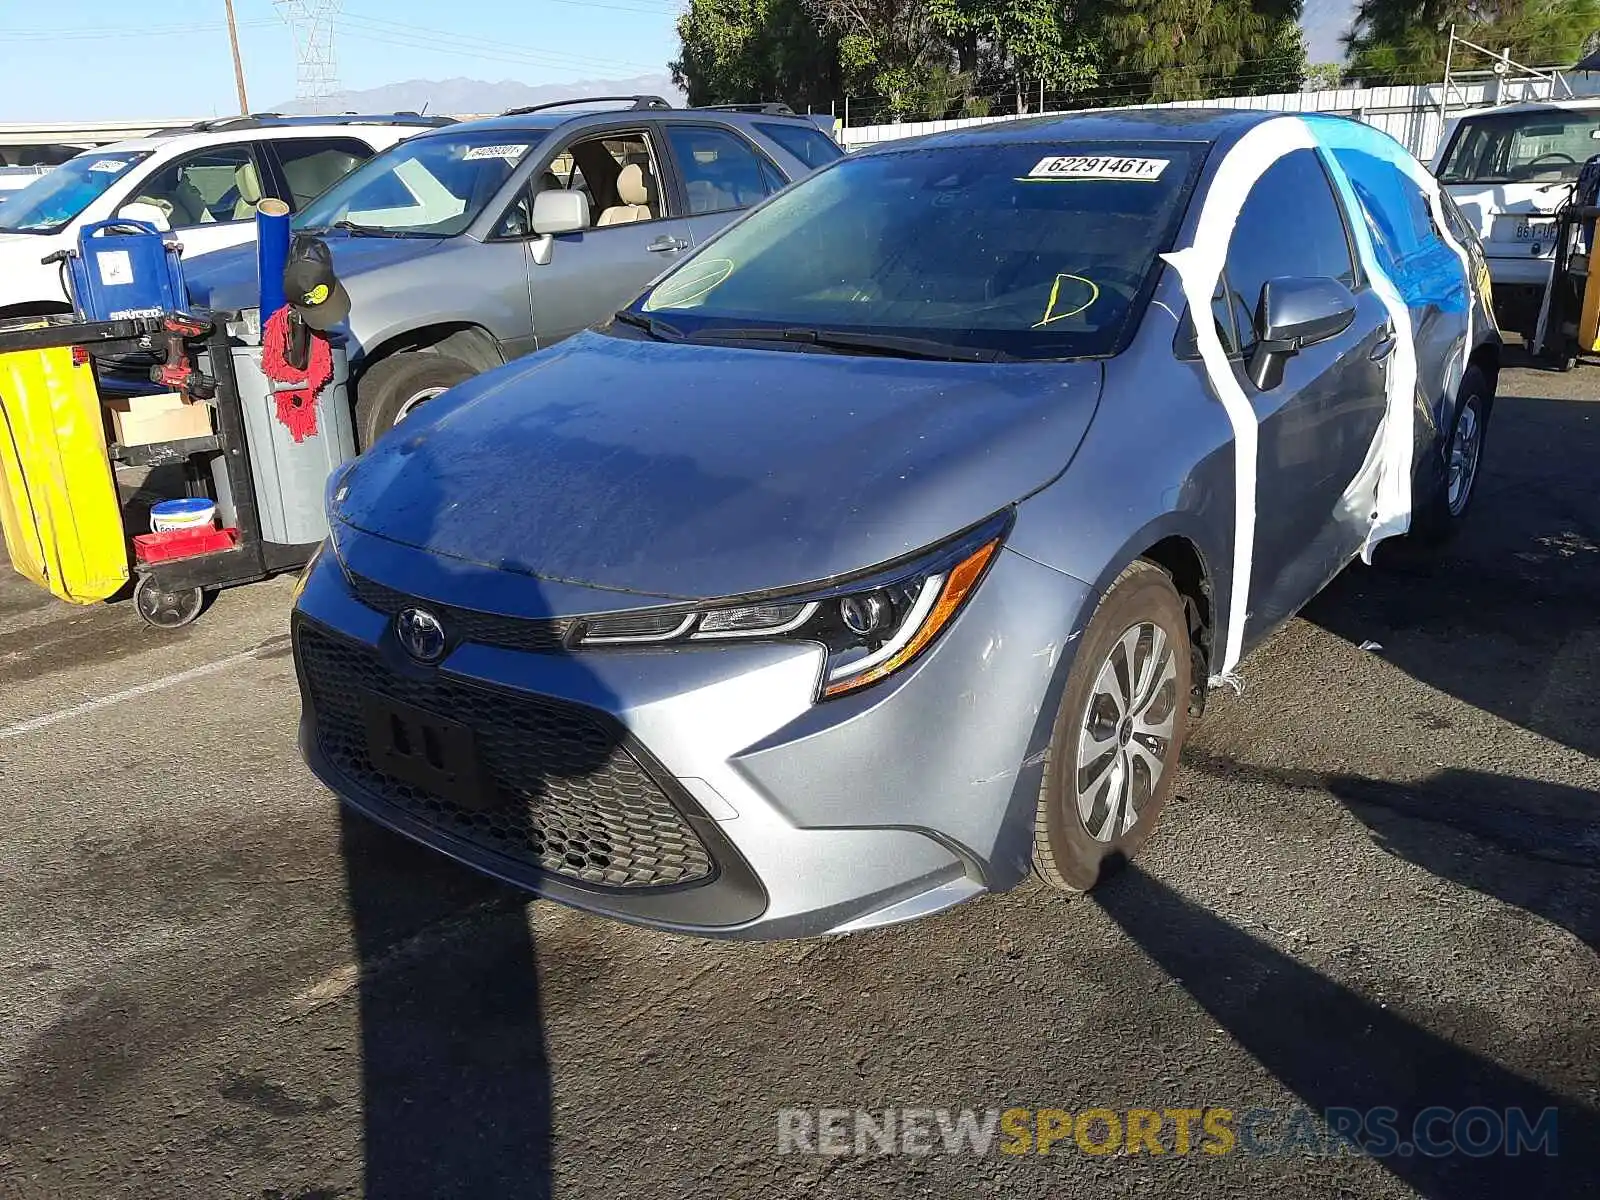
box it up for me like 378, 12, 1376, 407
688, 325, 1005, 362
324, 219, 387, 237
611, 309, 686, 342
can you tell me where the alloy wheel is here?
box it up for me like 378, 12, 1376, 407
1447, 395, 1483, 516
1076, 621, 1179, 842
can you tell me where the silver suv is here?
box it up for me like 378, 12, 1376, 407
185, 97, 844, 446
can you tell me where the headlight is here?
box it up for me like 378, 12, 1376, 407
570, 513, 1009, 699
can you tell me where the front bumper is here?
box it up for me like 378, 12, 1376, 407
292, 528, 1094, 939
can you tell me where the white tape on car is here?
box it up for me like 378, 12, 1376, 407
1164, 116, 1464, 680
1306, 116, 1475, 562
1160, 117, 1317, 680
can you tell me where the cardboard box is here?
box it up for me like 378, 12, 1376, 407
107, 392, 213, 447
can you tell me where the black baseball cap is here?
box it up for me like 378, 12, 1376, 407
282, 234, 350, 331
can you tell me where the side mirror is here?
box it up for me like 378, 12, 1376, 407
529, 189, 590, 266
1248, 276, 1357, 390
118, 201, 171, 232
532, 189, 589, 237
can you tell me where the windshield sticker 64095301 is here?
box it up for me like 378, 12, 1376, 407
463, 144, 529, 162
1025, 155, 1170, 182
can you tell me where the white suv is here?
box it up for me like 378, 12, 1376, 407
0, 114, 450, 320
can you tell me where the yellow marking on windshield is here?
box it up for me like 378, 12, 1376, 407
1032, 273, 1100, 328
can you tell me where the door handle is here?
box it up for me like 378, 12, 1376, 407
1370, 334, 1396, 362
647, 235, 688, 253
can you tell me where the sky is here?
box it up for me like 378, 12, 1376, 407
3, 0, 1356, 124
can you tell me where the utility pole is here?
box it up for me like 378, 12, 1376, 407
225, 0, 251, 114
1438, 23, 1455, 130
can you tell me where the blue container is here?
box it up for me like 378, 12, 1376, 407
256, 200, 292, 320
63, 219, 188, 322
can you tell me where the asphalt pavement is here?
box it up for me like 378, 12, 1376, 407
0, 360, 1595, 1199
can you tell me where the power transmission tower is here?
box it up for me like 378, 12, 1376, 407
274, 0, 343, 112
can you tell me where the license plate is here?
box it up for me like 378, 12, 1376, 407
1501, 217, 1555, 242
361, 690, 495, 809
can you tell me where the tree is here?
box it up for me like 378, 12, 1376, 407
1345, 0, 1600, 85
1303, 61, 1345, 90
1241, 16, 1310, 93
806, 0, 994, 119
672, 0, 842, 109
1084, 0, 1306, 102
924, 0, 1099, 111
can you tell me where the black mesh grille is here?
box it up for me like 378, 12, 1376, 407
348, 572, 573, 654
297, 620, 714, 889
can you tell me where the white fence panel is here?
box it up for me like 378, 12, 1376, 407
839, 73, 1600, 163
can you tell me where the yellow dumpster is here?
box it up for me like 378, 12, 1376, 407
0, 343, 127, 603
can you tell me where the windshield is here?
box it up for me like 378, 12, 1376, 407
0, 149, 149, 234
295, 132, 537, 236
637, 141, 1200, 360
1439, 110, 1600, 184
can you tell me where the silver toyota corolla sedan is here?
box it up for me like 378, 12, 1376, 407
292, 108, 1499, 939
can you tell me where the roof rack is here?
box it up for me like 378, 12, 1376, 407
156, 113, 453, 135
693, 103, 798, 116
500, 95, 674, 116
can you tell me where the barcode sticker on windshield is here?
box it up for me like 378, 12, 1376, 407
87, 159, 131, 173
463, 144, 529, 161
1026, 155, 1170, 181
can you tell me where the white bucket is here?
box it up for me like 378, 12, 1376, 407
150, 498, 217, 532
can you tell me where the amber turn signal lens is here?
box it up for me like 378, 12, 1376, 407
823, 537, 1001, 697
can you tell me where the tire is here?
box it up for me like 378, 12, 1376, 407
133, 576, 205, 629
1405, 364, 1492, 548
353, 352, 478, 449
1032, 560, 1193, 893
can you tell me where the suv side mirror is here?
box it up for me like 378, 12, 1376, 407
118, 201, 171, 232
530, 189, 590, 266
1248, 276, 1357, 390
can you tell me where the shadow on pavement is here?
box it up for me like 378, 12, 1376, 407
1185, 753, 1598, 956
1323, 767, 1599, 955
1304, 387, 1600, 759
340, 813, 553, 1199
1095, 862, 1600, 1198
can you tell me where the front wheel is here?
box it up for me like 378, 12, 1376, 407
1032, 560, 1193, 893
353, 352, 478, 450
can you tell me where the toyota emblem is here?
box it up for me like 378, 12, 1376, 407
395, 607, 447, 664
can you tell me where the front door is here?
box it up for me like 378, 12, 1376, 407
1222, 149, 1392, 640
525, 127, 692, 348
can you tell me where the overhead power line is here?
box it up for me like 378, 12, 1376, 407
1, 18, 276, 41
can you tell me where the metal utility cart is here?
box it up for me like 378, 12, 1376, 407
1533, 203, 1600, 372
0, 311, 344, 628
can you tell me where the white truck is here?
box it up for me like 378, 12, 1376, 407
1433, 96, 1600, 340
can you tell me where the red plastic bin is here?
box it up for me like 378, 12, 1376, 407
133, 526, 239, 564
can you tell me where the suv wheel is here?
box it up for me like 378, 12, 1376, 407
1032, 560, 1193, 893
354, 352, 477, 449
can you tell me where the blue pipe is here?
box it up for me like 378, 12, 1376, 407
256, 199, 292, 320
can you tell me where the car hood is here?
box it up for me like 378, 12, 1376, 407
333, 332, 1103, 602
184, 233, 447, 312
